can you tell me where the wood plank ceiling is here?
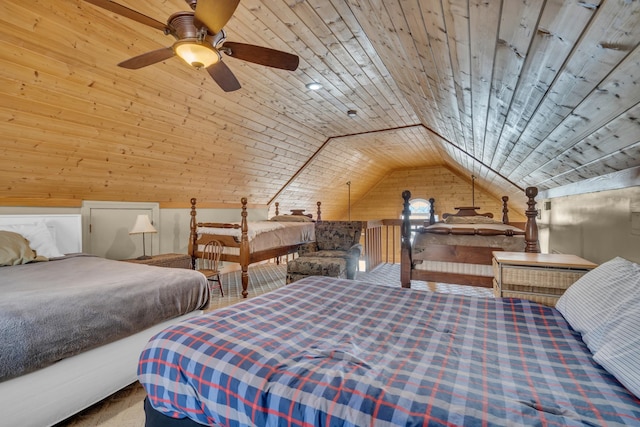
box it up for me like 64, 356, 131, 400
1, 0, 638, 218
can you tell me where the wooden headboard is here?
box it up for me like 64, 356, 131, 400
274, 201, 322, 221
436, 196, 512, 225
441, 206, 494, 219
0, 214, 82, 254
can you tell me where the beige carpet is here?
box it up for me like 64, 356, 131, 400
56, 262, 492, 426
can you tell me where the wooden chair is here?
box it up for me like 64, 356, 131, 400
197, 240, 224, 296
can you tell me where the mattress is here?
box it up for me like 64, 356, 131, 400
0, 254, 210, 382
138, 276, 640, 426
198, 221, 315, 253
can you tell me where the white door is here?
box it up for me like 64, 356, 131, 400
82, 201, 159, 260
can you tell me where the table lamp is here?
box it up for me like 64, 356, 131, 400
129, 214, 157, 260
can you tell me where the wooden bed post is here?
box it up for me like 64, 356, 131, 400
275, 202, 279, 216
400, 190, 412, 288
317, 201, 322, 222
240, 197, 250, 298
189, 198, 197, 269
524, 187, 540, 253
502, 196, 510, 224
428, 198, 435, 225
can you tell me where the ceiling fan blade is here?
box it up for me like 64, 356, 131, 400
118, 47, 175, 69
83, 0, 168, 31
222, 42, 299, 71
207, 61, 241, 92
194, 0, 240, 34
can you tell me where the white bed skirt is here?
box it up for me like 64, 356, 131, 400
0, 310, 203, 427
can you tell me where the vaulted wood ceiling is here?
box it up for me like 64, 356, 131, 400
1, 0, 639, 218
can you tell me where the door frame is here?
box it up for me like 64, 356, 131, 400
81, 201, 160, 258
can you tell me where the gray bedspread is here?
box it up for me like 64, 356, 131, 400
0, 254, 210, 382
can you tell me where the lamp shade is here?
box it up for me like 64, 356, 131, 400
129, 215, 157, 235
174, 40, 221, 68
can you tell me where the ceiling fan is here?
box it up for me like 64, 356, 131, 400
83, 0, 299, 92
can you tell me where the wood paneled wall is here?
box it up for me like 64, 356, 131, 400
346, 166, 527, 222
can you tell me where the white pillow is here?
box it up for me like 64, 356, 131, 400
0, 221, 64, 258
591, 296, 640, 399
555, 257, 640, 345
555, 257, 640, 398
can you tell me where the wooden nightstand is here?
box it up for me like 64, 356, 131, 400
122, 253, 192, 269
492, 251, 597, 306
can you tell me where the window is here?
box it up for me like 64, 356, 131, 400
402, 198, 438, 222
401, 198, 438, 244
408, 198, 432, 220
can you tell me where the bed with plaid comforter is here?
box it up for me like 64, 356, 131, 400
138, 276, 640, 426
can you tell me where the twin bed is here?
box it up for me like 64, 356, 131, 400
189, 197, 319, 298
0, 214, 210, 427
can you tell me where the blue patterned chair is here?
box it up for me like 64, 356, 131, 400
286, 221, 364, 283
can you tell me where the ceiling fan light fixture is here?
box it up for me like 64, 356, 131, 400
174, 40, 221, 69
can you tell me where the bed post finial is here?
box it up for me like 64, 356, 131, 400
401, 191, 412, 288
317, 201, 322, 222
275, 202, 279, 216
240, 198, 248, 227
502, 196, 509, 224
189, 198, 197, 269
524, 187, 540, 253
401, 191, 412, 243
239, 197, 249, 298
428, 198, 435, 225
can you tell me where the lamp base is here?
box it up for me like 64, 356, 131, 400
136, 255, 152, 260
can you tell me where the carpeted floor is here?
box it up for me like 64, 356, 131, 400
57, 262, 492, 426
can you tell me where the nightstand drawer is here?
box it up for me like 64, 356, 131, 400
492, 279, 566, 307
492, 260, 588, 290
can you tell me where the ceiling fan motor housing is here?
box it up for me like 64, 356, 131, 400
168, 11, 200, 40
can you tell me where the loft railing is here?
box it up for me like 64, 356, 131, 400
360, 219, 426, 272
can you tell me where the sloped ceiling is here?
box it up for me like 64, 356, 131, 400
1, 0, 639, 218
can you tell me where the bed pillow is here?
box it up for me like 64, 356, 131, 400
270, 215, 313, 222
555, 257, 640, 398
555, 257, 639, 344
443, 215, 501, 225
0, 221, 64, 258
591, 296, 640, 399
0, 230, 48, 266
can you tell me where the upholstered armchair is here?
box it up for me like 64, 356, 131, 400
297, 221, 364, 279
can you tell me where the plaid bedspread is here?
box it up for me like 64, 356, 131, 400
138, 276, 640, 426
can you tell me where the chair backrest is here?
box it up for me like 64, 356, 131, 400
315, 221, 364, 251
199, 240, 222, 271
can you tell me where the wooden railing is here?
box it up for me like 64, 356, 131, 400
361, 219, 426, 272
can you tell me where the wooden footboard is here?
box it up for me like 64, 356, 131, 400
400, 188, 540, 288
